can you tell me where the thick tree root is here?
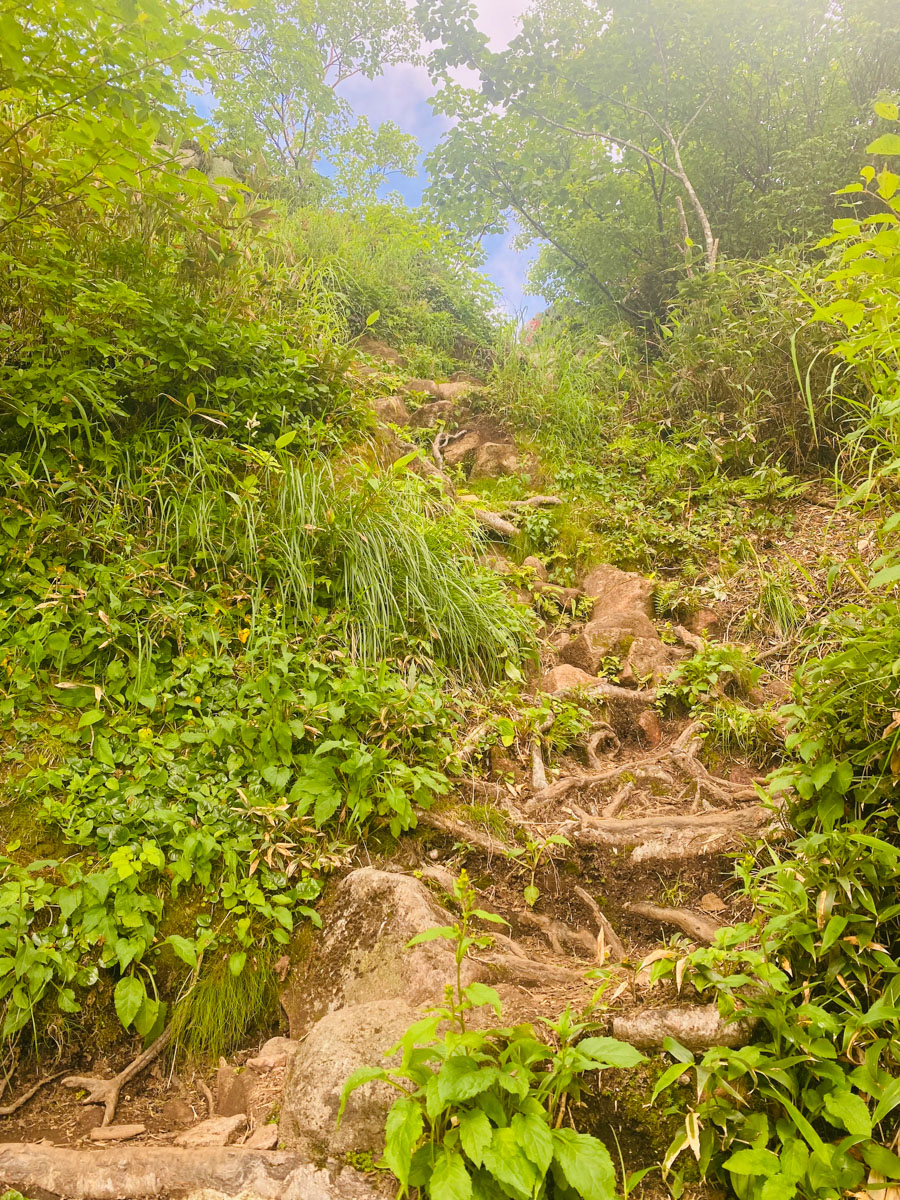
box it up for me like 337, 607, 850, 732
568, 805, 777, 861
62, 1027, 172, 1126
507, 496, 562, 509
516, 909, 598, 959
416, 809, 518, 859
612, 1004, 756, 1052
573, 885, 626, 962
480, 950, 590, 985
0, 1144, 376, 1200
623, 901, 722, 945
0, 1070, 66, 1116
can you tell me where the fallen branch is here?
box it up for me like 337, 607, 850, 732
623, 901, 722, 945
507, 496, 563, 509
0, 1070, 66, 1117
612, 1004, 756, 1052
573, 885, 626, 962
0, 1144, 366, 1200
62, 1027, 172, 1126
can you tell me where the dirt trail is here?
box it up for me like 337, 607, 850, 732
0, 361, 785, 1199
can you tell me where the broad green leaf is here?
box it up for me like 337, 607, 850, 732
723, 1147, 782, 1177
166, 935, 198, 970
431, 1149, 472, 1200
511, 1110, 553, 1174
437, 1057, 499, 1105
275, 430, 297, 449
407, 926, 458, 946
867, 134, 900, 156
338, 1066, 390, 1121
459, 1108, 493, 1168
78, 708, 105, 728
114, 975, 146, 1030
577, 1037, 646, 1068
650, 1060, 692, 1101
871, 563, 900, 588
551, 1128, 617, 1200
228, 951, 247, 976
874, 101, 900, 121
860, 1141, 900, 1180
463, 982, 502, 1015
482, 1127, 539, 1200
873, 1075, 900, 1124
383, 1096, 423, 1184
823, 1089, 872, 1138
760, 1174, 798, 1200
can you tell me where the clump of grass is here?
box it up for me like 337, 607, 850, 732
759, 572, 805, 635
701, 698, 782, 762
171, 954, 279, 1063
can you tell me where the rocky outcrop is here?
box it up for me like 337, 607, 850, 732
280, 868, 477, 1037
469, 442, 519, 479
561, 612, 658, 675
279, 1000, 415, 1157
582, 565, 655, 620
371, 396, 410, 425
278, 869, 483, 1159
408, 399, 458, 428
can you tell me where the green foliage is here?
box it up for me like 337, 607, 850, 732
699, 700, 782, 763
658, 644, 762, 712
211, 0, 417, 189
0, 0, 533, 1058
170, 953, 278, 1062
340, 873, 646, 1200
420, 0, 899, 324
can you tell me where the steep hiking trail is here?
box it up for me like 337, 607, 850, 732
0, 340, 877, 1200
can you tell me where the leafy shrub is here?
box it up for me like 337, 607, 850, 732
658, 644, 762, 712
341, 874, 646, 1200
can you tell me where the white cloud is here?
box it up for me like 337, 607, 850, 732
475, 0, 524, 49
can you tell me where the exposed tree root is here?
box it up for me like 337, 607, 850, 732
672, 625, 705, 654
568, 805, 777, 861
623, 901, 722, 945
611, 1004, 756, 1051
584, 725, 620, 767
0, 1144, 371, 1200
573, 885, 626, 962
416, 809, 518, 859
507, 496, 563, 509
0, 1070, 66, 1116
62, 1027, 172, 1126
531, 740, 548, 791
480, 950, 590, 985
516, 909, 598, 959
473, 509, 519, 539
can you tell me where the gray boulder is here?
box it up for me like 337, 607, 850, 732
281, 869, 479, 1038
279, 1000, 415, 1158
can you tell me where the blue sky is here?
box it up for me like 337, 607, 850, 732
338, 1, 540, 317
